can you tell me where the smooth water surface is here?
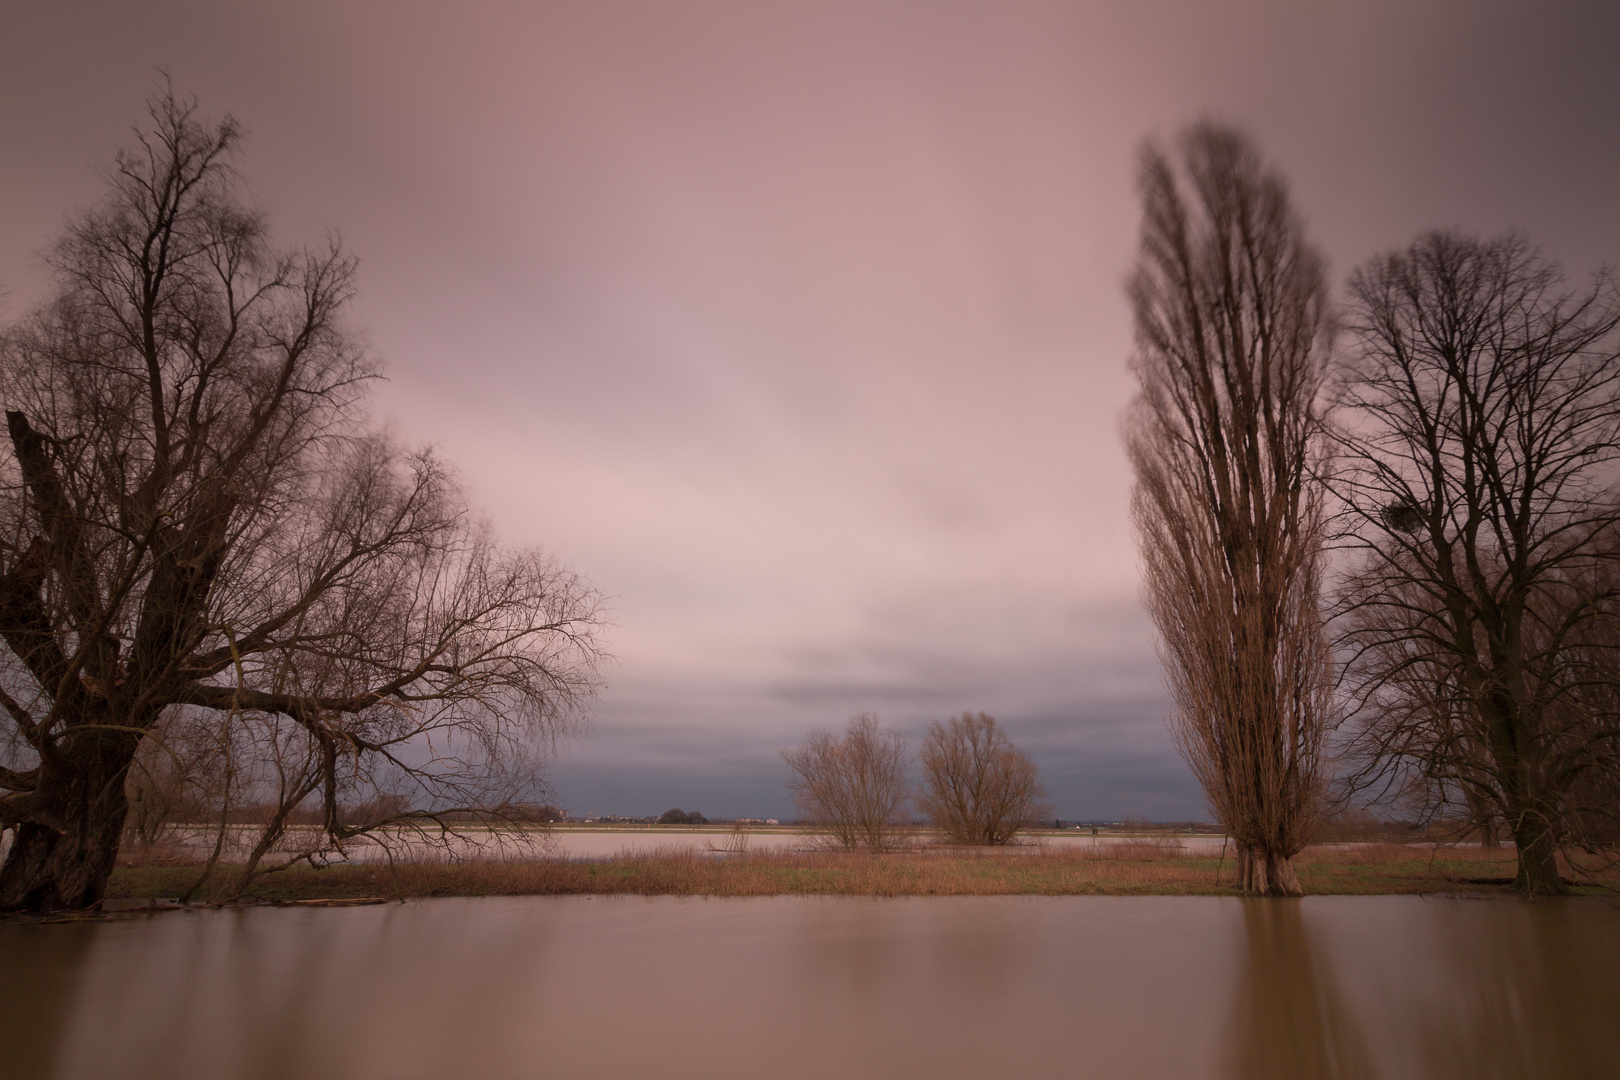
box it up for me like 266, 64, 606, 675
2, 895, 1616, 1079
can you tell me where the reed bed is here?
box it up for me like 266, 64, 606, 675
105, 841, 1617, 904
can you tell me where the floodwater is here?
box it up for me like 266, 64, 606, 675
2, 896, 1616, 1080
121, 825, 1230, 863
541, 829, 1230, 858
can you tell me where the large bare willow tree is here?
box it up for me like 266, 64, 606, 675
1125, 123, 1333, 896
0, 90, 604, 911
1333, 232, 1620, 894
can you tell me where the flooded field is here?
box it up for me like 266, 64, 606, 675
93, 825, 1233, 864
2, 895, 1615, 1080
540, 828, 1230, 859
15, 826, 1221, 865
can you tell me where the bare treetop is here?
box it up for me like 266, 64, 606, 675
1335, 233, 1620, 564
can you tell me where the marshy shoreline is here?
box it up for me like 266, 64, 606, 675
91, 836, 1619, 911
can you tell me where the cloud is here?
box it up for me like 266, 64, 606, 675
5, 0, 1617, 824
550, 594, 1202, 820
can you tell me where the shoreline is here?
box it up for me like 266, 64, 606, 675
93, 843, 1618, 908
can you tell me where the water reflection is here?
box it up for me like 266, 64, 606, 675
0, 921, 96, 1079
2, 896, 1615, 1080
1227, 900, 1375, 1080
1226, 897, 1620, 1080
1409, 899, 1620, 1079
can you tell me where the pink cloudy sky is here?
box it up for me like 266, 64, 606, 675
3, 1, 1618, 818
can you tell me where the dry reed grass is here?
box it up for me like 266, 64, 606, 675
103, 840, 1619, 904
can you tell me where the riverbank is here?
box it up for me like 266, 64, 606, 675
103, 843, 1620, 904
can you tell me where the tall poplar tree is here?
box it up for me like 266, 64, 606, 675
1125, 123, 1333, 895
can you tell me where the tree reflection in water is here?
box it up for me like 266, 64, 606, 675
1227, 897, 1620, 1080
7, 896, 1617, 1079
0, 920, 96, 1079
1411, 899, 1620, 1079
1227, 899, 1377, 1080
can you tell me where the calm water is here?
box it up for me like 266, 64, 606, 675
2, 895, 1616, 1079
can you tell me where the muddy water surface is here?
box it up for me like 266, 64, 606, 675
1, 895, 1616, 1079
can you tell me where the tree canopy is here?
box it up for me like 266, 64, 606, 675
0, 89, 604, 911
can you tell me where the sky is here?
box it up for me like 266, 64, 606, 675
3, 0, 1619, 820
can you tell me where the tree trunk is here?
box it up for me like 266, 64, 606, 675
0, 733, 138, 912
1495, 726, 1567, 894
1464, 785, 1500, 848
1238, 843, 1305, 897
1267, 852, 1304, 896
1509, 814, 1566, 896
1238, 844, 1261, 894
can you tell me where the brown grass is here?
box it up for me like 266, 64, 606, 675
1090, 838, 1188, 860
103, 842, 1620, 904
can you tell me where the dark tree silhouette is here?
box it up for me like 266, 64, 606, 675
0, 89, 604, 911
1332, 232, 1620, 894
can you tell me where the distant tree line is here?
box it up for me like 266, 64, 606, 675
782, 712, 1048, 850
1125, 121, 1620, 895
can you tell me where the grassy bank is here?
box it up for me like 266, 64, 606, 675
104, 842, 1620, 904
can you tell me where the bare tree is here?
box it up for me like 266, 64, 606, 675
1560, 575, 1620, 850
917, 712, 1047, 845
0, 88, 605, 911
1332, 231, 1620, 894
122, 708, 225, 849
1125, 123, 1334, 896
782, 713, 908, 851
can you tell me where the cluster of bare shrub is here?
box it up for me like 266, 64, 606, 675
1125, 122, 1620, 895
782, 712, 1049, 850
